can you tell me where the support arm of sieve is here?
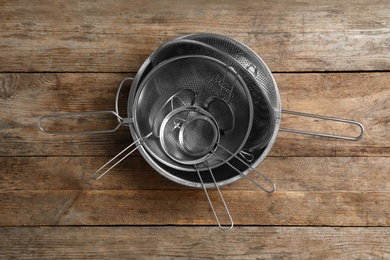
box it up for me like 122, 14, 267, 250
93, 132, 153, 179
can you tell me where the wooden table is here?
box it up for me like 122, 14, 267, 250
1, 0, 389, 258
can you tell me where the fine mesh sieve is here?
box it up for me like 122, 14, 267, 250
159, 106, 220, 165
152, 39, 274, 150
133, 54, 254, 172
180, 116, 218, 156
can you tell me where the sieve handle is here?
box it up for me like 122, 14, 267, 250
213, 145, 276, 193
195, 165, 234, 231
115, 77, 134, 125
280, 110, 365, 141
93, 132, 153, 179
38, 111, 132, 135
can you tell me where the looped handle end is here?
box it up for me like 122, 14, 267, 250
280, 110, 365, 141
195, 165, 234, 231
38, 111, 129, 135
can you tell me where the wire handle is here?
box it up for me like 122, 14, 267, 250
115, 77, 134, 125
195, 165, 234, 231
39, 77, 135, 135
93, 132, 153, 179
213, 145, 276, 193
38, 111, 132, 135
280, 110, 365, 141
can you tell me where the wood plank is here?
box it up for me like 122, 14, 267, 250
0, 0, 389, 72
273, 73, 390, 157
0, 73, 134, 156
1, 190, 389, 226
1, 226, 389, 259
1, 157, 389, 192
0, 72, 388, 157
1, 0, 387, 258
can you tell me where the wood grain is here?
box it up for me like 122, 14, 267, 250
1, 156, 388, 226
0, 72, 388, 157
1, 0, 389, 257
1, 189, 389, 226
1, 157, 389, 192
0, 0, 389, 72
1, 226, 390, 259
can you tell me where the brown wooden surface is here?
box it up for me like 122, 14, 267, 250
1, 0, 389, 72
1, 227, 390, 259
1, 0, 389, 258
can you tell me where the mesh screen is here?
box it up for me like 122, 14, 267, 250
153, 38, 275, 150
182, 33, 279, 111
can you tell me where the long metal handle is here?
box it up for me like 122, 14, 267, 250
195, 165, 234, 231
280, 110, 365, 141
93, 132, 152, 179
38, 111, 132, 135
213, 145, 276, 193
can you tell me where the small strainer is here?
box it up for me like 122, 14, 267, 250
159, 106, 220, 165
